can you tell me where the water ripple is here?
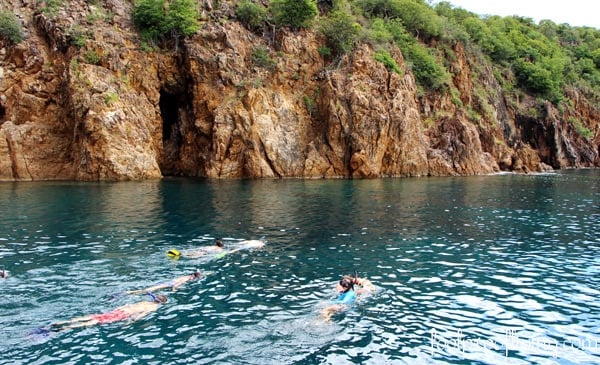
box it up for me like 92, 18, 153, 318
1, 172, 600, 364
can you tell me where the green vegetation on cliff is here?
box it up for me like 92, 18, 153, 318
132, 0, 199, 48
0, 10, 24, 44
127, 0, 600, 110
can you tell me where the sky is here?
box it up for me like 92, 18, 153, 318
441, 0, 599, 29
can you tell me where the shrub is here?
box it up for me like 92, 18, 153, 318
317, 10, 360, 56
568, 117, 592, 139
84, 49, 101, 64
0, 11, 24, 44
405, 42, 450, 91
356, 0, 442, 40
236, 0, 267, 31
386, 19, 449, 91
251, 46, 276, 69
515, 58, 564, 103
42, 0, 63, 17
303, 95, 316, 115
366, 18, 393, 45
69, 25, 88, 47
104, 91, 118, 105
133, 0, 199, 47
317, 45, 332, 58
373, 50, 401, 74
270, 0, 317, 29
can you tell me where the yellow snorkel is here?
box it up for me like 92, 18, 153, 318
167, 249, 181, 258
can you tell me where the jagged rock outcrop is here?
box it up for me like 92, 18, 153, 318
0, 0, 598, 181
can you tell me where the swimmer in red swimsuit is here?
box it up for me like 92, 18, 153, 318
90, 309, 130, 324
50, 293, 167, 331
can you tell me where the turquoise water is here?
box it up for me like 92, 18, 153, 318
0, 170, 599, 364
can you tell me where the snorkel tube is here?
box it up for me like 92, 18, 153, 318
167, 249, 181, 258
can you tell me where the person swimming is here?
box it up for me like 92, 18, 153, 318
168, 239, 225, 258
48, 293, 168, 331
0, 266, 8, 279
168, 238, 266, 259
217, 239, 266, 257
125, 270, 202, 295
320, 274, 375, 320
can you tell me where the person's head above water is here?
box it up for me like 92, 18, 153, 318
337, 275, 355, 293
155, 294, 168, 304
192, 270, 202, 279
215, 239, 224, 248
146, 292, 168, 304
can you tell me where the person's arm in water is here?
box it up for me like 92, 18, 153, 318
354, 277, 375, 295
220, 239, 266, 257
125, 271, 200, 295
126, 283, 171, 295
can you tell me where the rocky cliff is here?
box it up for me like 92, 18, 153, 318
1, 0, 598, 181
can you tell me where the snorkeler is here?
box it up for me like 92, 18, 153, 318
320, 274, 375, 320
220, 239, 266, 255
167, 238, 266, 259
48, 293, 167, 331
124, 270, 202, 295
167, 239, 225, 258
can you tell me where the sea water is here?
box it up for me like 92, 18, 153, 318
0, 170, 599, 364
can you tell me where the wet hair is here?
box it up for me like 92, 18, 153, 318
147, 292, 168, 304
215, 239, 224, 248
155, 294, 168, 304
192, 270, 202, 279
339, 276, 355, 292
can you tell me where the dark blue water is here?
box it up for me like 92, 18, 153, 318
0, 170, 599, 364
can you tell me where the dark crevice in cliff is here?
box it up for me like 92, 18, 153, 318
160, 91, 180, 143
159, 88, 189, 176
517, 115, 557, 168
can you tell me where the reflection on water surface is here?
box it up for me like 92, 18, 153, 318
0, 171, 599, 364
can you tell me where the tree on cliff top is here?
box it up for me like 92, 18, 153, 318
270, 0, 318, 29
133, 0, 199, 49
318, 9, 361, 58
236, 0, 268, 31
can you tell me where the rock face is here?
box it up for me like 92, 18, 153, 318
0, 0, 598, 181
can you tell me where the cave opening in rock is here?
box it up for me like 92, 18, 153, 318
159, 89, 185, 176
159, 90, 180, 143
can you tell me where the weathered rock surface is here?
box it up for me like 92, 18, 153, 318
0, 0, 598, 181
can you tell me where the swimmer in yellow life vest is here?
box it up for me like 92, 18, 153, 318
167, 239, 225, 258
167, 238, 266, 259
